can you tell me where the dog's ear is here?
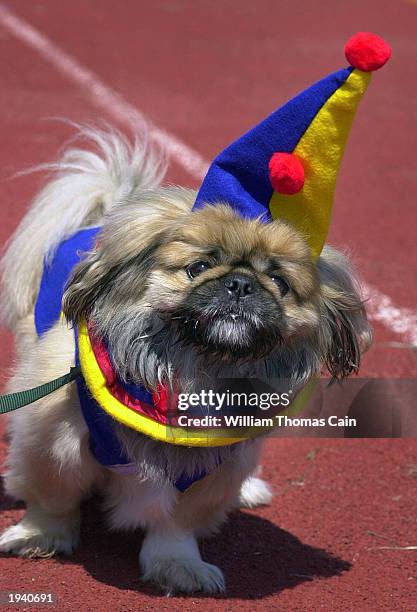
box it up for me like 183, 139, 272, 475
62, 248, 122, 324
62, 189, 192, 324
317, 246, 372, 380
62, 235, 163, 324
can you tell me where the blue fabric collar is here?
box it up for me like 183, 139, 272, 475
75, 327, 210, 491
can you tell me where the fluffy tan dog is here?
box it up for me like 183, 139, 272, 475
0, 128, 371, 594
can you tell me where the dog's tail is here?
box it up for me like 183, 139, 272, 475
0, 124, 167, 328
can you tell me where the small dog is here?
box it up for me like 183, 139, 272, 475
0, 127, 371, 594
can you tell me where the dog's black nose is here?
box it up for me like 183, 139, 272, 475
224, 274, 254, 299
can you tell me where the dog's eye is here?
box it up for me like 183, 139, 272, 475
186, 261, 212, 279
270, 275, 289, 296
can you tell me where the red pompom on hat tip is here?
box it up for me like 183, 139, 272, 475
345, 32, 391, 72
269, 152, 305, 196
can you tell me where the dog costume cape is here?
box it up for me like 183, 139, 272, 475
34, 33, 390, 488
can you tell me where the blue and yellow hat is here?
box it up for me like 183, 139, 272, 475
192, 32, 391, 259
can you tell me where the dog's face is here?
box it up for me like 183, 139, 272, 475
63, 188, 369, 385
145, 205, 318, 359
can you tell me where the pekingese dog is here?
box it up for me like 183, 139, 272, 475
0, 127, 371, 594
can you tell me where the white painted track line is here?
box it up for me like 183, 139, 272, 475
0, 3, 416, 347
365, 285, 417, 346
0, 3, 209, 182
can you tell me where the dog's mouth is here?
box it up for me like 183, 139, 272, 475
169, 305, 283, 359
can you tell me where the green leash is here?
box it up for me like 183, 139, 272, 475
0, 366, 81, 414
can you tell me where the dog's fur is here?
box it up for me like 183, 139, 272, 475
0, 127, 371, 594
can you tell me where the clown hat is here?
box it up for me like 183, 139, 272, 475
192, 32, 391, 259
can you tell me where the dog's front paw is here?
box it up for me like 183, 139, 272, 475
142, 557, 225, 595
239, 475, 273, 508
140, 529, 225, 595
0, 509, 80, 558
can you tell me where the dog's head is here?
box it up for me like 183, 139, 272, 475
63, 188, 371, 386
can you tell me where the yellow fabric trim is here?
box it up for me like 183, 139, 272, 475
269, 69, 371, 259
77, 319, 316, 446
78, 319, 245, 446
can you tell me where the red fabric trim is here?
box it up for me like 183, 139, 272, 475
87, 323, 175, 426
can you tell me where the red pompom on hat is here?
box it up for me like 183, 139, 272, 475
269, 152, 305, 195
345, 32, 391, 72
